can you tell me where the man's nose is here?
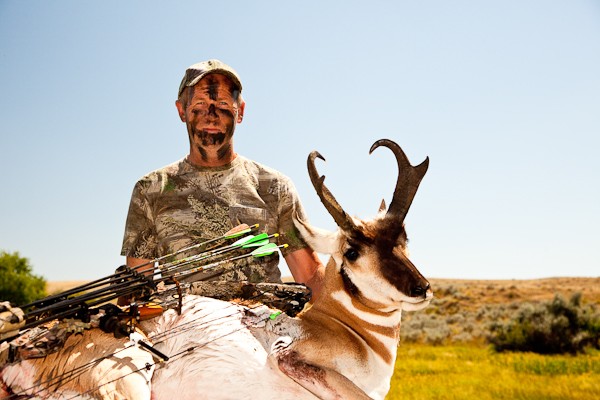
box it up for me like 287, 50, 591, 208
207, 104, 218, 118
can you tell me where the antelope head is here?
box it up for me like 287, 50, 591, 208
297, 139, 432, 313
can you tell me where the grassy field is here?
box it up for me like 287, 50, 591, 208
387, 344, 600, 400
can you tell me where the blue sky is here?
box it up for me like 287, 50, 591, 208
1, 1, 598, 281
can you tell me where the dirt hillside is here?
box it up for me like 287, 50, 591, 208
399, 277, 600, 344
430, 277, 600, 308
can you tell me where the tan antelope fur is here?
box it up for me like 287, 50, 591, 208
0, 139, 431, 400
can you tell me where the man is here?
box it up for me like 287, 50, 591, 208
121, 59, 323, 298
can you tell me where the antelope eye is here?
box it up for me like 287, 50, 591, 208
344, 248, 359, 262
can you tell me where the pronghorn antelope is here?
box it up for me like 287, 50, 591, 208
0, 139, 431, 400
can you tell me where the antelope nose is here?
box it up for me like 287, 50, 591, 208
411, 283, 430, 299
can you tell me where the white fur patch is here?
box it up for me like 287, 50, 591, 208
330, 291, 403, 328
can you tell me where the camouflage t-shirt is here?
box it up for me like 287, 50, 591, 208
120, 155, 308, 283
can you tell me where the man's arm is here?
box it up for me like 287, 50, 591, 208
117, 256, 154, 306
284, 248, 325, 302
126, 256, 153, 271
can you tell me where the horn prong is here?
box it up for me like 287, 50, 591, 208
378, 199, 387, 213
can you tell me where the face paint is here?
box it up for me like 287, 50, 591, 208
183, 74, 240, 162
207, 76, 219, 101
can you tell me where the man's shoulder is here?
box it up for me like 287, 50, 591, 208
136, 158, 188, 185
237, 155, 290, 181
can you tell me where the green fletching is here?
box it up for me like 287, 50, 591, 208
232, 232, 270, 247
245, 232, 269, 244
224, 228, 252, 239
269, 311, 282, 320
232, 235, 255, 246
251, 243, 279, 257
231, 233, 269, 248
223, 223, 259, 239
242, 239, 270, 248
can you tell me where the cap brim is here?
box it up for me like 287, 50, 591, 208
178, 70, 242, 97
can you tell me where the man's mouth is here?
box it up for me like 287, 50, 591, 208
198, 131, 226, 145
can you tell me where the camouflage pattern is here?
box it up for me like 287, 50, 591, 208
121, 156, 309, 283
178, 59, 242, 97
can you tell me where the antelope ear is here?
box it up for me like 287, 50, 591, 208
378, 199, 387, 213
293, 212, 339, 254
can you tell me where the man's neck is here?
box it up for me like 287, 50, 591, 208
186, 151, 237, 168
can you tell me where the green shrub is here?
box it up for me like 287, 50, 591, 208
0, 250, 47, 305
488, 293, 600, 354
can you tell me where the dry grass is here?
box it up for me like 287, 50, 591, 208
430, 277, 600, 309
398, 277, 600, 345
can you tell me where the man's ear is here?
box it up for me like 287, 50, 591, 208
175, 100, 186, 122
237, 100, 246, 124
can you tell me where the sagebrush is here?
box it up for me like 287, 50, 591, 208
488, 293, 600, 354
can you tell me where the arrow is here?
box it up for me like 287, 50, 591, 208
223, 224, 256, 239
250, 242, 285, 257
133, 223, 260, 275
165, 243, 288, 280
9, 226, 290, 343
18, 224, 261, 315
242, 239, 270, 248
241, 233, 274, 248
158, 233, 279, 277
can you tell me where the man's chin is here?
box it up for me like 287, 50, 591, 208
198, 132, 227, 146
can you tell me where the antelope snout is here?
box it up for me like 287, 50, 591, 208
410, 282, 431, 299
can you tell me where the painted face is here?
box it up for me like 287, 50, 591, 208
181, 74, 241, 161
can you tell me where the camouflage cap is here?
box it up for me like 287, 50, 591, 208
177, 59, 243, 97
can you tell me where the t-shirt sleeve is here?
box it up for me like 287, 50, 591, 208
120, 180, 159, 259
276, 176, 310, 256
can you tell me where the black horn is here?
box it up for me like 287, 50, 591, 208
308, 151, 358, 232
369, 139, 429, 223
